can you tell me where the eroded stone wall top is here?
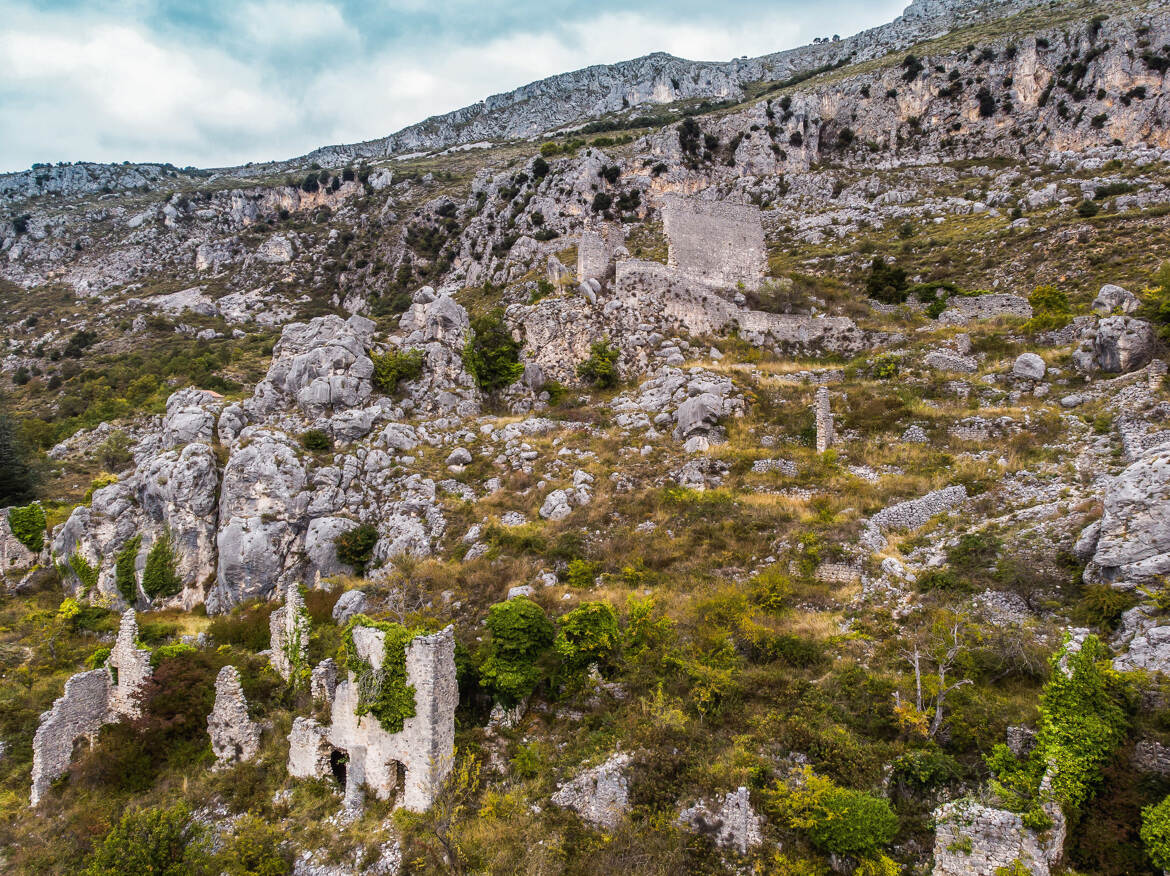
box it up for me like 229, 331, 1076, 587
661, 195, 766, 291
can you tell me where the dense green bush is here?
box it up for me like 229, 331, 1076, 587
463, 308, 523, 392
115, 535, 142, 602
68, 552, 100, 595
864, 258, 908, 304
1140, 262, 1170, 340
341, 614, 419, 733
576, 339, 621, 388
334, 523, 378, 575
1077, 199, 1101, 218
83, 803, 210, 876
299, 429, 333, 453
767, 768, 898, 857
370, 347, 424, 394
478, 597, 556, 704
555, 601, 620, 676
1023, 283, 1073, 333
1142, 795, 1170, 870
142, 532, 183, 600
7, 501, 45, 552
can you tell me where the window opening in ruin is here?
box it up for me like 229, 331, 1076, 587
330, 748, 348, 787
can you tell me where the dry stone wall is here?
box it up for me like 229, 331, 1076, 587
207, 665, 261, 767
270, 582, 310, 683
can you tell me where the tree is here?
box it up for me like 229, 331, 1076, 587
84, 803, 211, 876
555, 601, 620, 677
864, 257, 909, 304
463, 309, 523, 392
478, 597, 555, 704
895, 619, 973, 739
0, 411, 38, 505
577, 339, 621, 388
334, 523, 379, 576
1143, 795, 1170, 870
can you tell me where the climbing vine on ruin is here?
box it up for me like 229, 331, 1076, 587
340, 614, 421, 733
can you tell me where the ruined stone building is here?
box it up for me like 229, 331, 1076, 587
288, 624, 458, 812
814, 386, 835, 453
30, 609, 152, 806
207, 665, 261, 767
660, 195, 767, 291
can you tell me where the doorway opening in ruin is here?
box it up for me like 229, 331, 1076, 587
330, 748, 348, 788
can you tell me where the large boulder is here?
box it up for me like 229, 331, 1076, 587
1088, 443, 1170, 586
304, 516, 359, 578
1092, 283, 1141, 316
1091, 316, 1155, 373
551, 752, 631, 829
162, 388, 223, 448
1012, 353, 1046, 381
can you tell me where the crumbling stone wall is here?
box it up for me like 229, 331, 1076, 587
270, 582, 310, 682
932, 799, 1054, 876
325, 625, 458, 812
30, 609, 153, 805
661, 195, 766, 291
107, 609, 152, 720
577, 225, 625, 286
207, 665, 261, 767
29, 670, 109, 806
288, 716, 332, 780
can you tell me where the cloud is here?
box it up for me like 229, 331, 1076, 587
0, 0, 909, 172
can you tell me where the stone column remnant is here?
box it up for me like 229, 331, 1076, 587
207, 665, 261, 767
814, 386, 834, 453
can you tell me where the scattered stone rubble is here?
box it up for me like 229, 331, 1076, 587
862, 485, 968, 551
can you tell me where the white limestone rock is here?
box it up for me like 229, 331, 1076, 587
678, 786, 763, 854
551, 751, 632, 829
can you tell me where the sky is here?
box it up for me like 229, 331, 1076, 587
0, 0, 908, 173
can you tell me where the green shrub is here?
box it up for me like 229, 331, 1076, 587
478, 597, 555, 704
1022, 284, 1074, 333
1143, 795, 1170, 870
555, 601, 620, 676
68, 552, 100, 595
83, 803, 211, 876
751, 566, 793, 613
1076, 199, 1101, 218
115, 535, 141, 602
142, 531, 183, 600
1140, 262, 1170, 340
889, 748, 960, 792
340, 614, 420, 733
7, 501, 45, 552
463, 308, 523, 392
218, 813, 292, 876
1038, 634, 1128, 812
334, 523, 378, 575
299, 429, 333, 453
864, 258, 908, 304
1075, 583, 1134, 629
208, 601, 276, 651
868, 354, 901, 380
0, 411, 39, 505
152, 642, 198, 666
767, 768, 898, 856
576, 339, 621, 388
564, 557, 599, 588
370, 347, 424, 395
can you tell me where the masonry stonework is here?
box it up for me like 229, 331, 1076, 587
207, 665, 261, 767
661, 195, 766, 291
814, 386, 834, 453
270, 581, 310, 682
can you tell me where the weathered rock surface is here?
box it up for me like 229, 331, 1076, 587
551, 751, 632, 829
931, 799, 1058, 876
1088, 443, 1170, 586
678, 786, 764, 854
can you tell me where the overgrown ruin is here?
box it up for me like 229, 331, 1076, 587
288, 624, 457, 812
30, 610, 152, 806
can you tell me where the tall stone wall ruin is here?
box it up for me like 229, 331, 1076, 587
270, 582, 310, 682
30, 609, 152, 806
288, 624, 458, 812
660, 195, 766, 291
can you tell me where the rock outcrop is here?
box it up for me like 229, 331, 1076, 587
1087, 442, 1170, 586
551, 751, 632, 829
678, 786, 764, 854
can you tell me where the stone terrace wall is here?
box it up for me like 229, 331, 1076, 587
661, 195, 766, 291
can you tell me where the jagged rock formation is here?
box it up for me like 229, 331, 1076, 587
30, 610, 151, 805
288, 624, 457, 812
207, 665, 261, 767
1085, 442, 1170, 587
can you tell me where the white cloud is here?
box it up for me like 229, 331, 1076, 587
0, 0, 909, 171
